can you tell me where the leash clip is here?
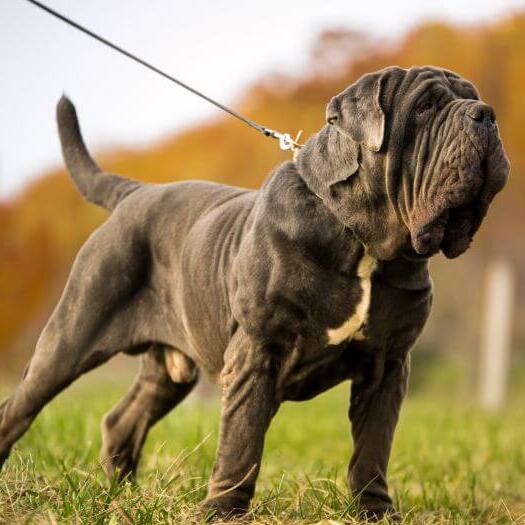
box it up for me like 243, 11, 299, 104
264, 129, 304, 152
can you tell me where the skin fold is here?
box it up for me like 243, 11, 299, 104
0, 66, 509, 521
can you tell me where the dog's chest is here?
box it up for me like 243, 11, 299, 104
326, 253, 377, 345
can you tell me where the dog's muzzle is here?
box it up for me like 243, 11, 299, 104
409, 101, 509, 259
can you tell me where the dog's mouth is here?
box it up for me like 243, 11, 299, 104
408, 182, 485, 260
406, 129, 510, 260
400, 106, 510, 262
440, 199, 484, 258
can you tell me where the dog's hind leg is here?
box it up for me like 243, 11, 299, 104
0, 215, 160, 470
100, 346, 198, 482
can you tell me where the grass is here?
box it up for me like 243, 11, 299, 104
1, 369, 524, 524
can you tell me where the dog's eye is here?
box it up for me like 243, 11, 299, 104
416, 102, 433, 115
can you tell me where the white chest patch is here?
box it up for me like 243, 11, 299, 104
326, 253, 377, 345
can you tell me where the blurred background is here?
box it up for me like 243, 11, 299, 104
1, 0, 525, 403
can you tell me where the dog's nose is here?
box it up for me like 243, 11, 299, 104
467, 102, 495, 124
326, 96, 340, 125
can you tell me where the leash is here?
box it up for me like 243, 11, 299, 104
23, 0, 305, 153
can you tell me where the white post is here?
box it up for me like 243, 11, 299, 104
479, 258, 515, 410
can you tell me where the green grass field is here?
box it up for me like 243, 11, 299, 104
1, 369, 524, 524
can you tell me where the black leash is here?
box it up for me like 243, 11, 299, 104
23, 0, 304, 152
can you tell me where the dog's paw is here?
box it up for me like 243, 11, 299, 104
198, 494, 249, 522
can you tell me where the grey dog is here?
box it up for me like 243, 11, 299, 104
0, 66, 509, 520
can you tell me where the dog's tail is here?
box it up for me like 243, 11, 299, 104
56, 95, 142, 211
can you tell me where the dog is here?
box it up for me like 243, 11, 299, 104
0, 66, 509, 520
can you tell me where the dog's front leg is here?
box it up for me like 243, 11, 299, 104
348, 352, 410, 521
200, 329, 279, 519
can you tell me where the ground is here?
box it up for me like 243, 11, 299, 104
0, 361, 524, 525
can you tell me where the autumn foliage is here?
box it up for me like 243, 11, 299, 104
1, 14, 525, 371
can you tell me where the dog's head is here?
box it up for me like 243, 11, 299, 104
296, 66, 510, 260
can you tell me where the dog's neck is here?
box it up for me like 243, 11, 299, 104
285, 159, 430, 291
374, 258, 431, 291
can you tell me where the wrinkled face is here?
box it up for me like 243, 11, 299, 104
297, 66, 510, 260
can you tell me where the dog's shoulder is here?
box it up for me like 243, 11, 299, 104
232, 162, 364, 345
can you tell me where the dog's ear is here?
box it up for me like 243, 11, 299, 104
327, 70, 388, 152
295, 125, 359, 198
296, 69, 393, 198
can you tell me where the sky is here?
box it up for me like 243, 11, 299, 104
2, 0, 524, 197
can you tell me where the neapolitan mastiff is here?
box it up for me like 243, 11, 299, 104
0, 66, 509, 520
